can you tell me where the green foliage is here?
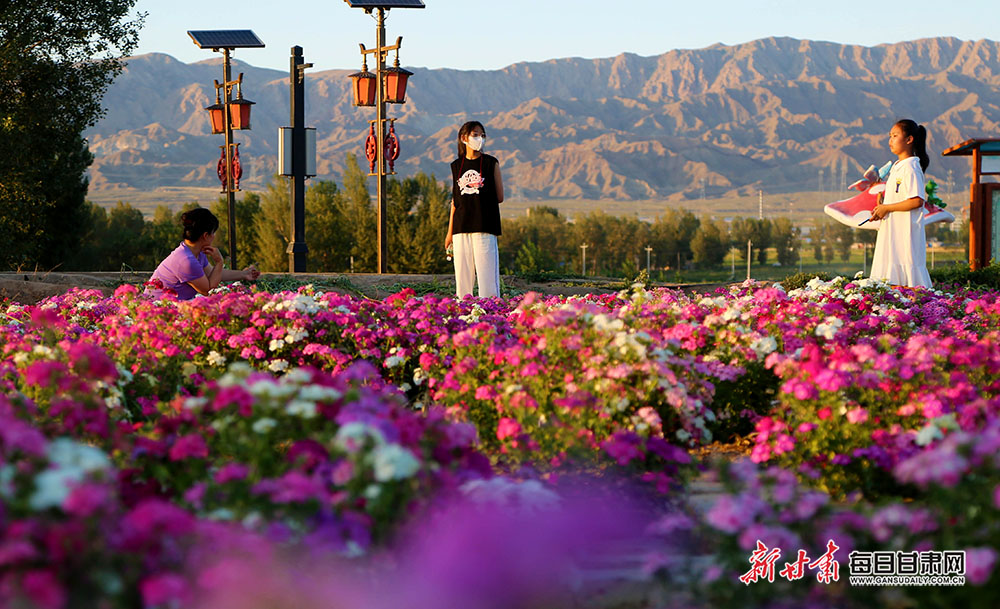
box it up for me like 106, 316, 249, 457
0, 1, 144, 269
731, 217, 772, 264
212, 192, 261, 268
780, 271, 831, 291
251, 177, 292, 272
708, 361, 781, 440
691, 217, 729, 267
341, 153, 377, 272
930, 260, 1000, 289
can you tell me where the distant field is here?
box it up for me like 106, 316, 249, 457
88, 187, 965, 228
88, 186, 224, 216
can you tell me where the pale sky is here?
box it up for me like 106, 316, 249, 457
133, 0, 998, 72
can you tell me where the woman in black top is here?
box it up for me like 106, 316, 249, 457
445, 121, 505, 297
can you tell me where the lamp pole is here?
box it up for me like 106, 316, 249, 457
581, 243, 588, 276
375, 7, 388, 273
645, 245, 652, 275
287, 46, 312, 272
222, 49, 237, 271
188, 30, 264, 271
747, 239, 752, 281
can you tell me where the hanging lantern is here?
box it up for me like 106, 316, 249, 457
228, 74, 255, 130
205, 86, 225, 134
384, 52, 412, 104
349, 57, 377, 107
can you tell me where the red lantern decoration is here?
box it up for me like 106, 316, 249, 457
228, 77, 254, 130
384, 64, 413, 104
349, 58, 377, 107
205, 89, 225, 134
229, 97, 255, 130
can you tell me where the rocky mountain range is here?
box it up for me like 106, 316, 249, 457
85, 36, 1000, 202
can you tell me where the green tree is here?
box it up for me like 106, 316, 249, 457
691, 217, 730, 268
341, 154, 376, 272
252, 177, 293, 272
650, 209, 699, 270
771, 217, 801, 267
406, 173, 452, 274
145, 205, 182, 266
306, 180, 351, 273
0, 1, 144, 269
731, 217, 773, 265
828, 221, 855, 262
212, 193, 262, 267
104, 202, 152, 270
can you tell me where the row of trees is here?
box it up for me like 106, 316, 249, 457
70, 155, 453, 274
1, 1, 144, 270
70, 154, 967, 276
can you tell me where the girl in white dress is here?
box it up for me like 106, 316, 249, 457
868, 119, 932, 288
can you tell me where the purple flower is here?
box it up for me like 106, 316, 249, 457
169, 434, 210, 461
964, 547, 997, 585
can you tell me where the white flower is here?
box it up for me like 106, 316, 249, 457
207, 350, 226, 367
372, 444, 421, 482
47, 438, 110, 473
412, 368, 427, 386
284, 328, 309, 344
183, 397, 208, 411
750, 335, 778, 358
814, 316, 844, 340
268, 339, 285, 352
0, 465, 15, 498
252, 418, 277, 434
286, 399, 317, 419
334, 422, 385, 452
268, 359, 289, 372
298, 384, 342, 402
284, 368, 312, 385
384, 355, 405, 368
30, 469, 81, 510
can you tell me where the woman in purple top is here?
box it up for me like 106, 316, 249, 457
147, 208, 259, 300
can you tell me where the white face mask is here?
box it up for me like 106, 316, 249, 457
466, 135, 484, 151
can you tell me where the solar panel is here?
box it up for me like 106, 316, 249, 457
344, 0, 426, 8
188, 30, 265, 49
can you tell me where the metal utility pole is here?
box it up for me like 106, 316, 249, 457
581, 243, 588, 276
746, 239, 752, 281
758, 190, 763, 220
374, 8, 388, 273
645, 245, 652, 275
287, 46, 312, 272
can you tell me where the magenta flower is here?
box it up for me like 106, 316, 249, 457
964, 547, 997, 585
496, 418, 521, 441
169, 434, 210, 461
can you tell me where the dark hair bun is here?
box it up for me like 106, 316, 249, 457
181, 207, 220, 242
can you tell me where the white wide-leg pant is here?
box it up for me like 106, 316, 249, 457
453, 232, 500, 298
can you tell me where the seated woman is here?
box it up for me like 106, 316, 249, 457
147, 207, 259, 300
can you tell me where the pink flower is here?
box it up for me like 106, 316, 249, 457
215, 463, 250, 484
169, 434, 209, 461
964, 547, 997, 585
846, 408, 868, 424
496, 417, 522, 441
140, 573, 189, 607
63, 483, 111, 517
16, 570, 65, 609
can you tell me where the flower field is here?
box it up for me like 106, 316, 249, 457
1, 276, 999, 608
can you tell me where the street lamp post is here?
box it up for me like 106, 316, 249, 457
345, 0, 423, 274
580, 243, 588, 276
645, 245, 652, 276
279, 46, 316, 273
188, 30, 264, 271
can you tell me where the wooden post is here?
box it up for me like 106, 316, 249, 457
971, 147, 982, 270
